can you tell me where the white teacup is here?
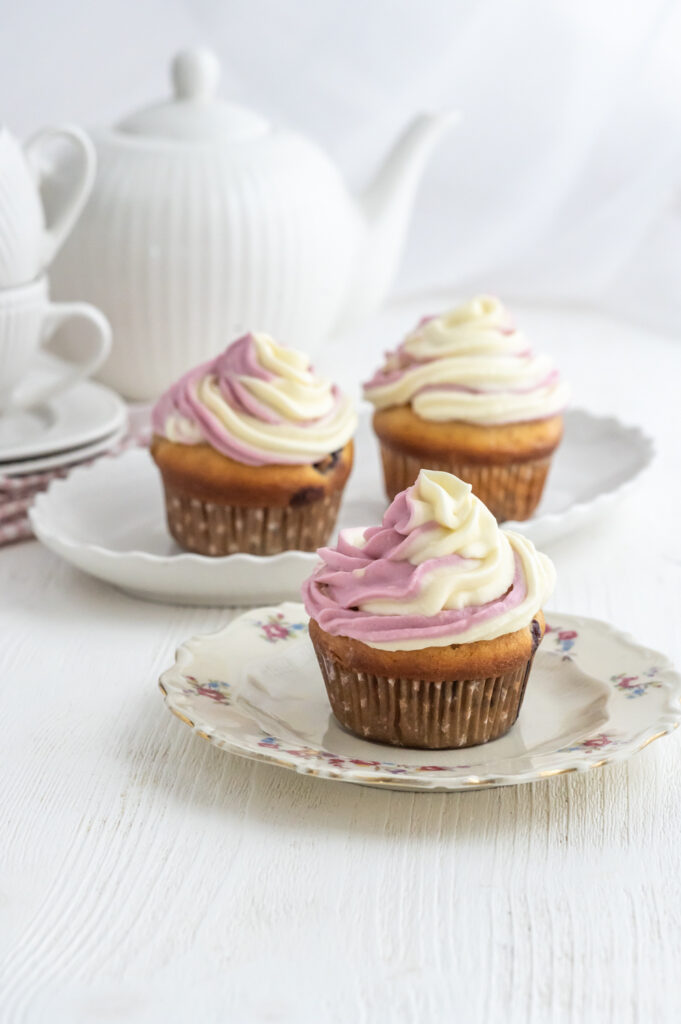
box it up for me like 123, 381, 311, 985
0, 275, 111, 413
0, 124, 95, 288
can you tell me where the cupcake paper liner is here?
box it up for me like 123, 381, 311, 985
311, 636, 537, 749
379, 444, 552, 522
162, 486, 343, 556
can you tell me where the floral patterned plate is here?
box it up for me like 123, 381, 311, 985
159, 603, 681, 791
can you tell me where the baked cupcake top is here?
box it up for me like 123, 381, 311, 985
152, 333, 357, 467
363, 295, 569, 425
302, 469, 555, 651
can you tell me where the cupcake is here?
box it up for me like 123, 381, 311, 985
302, 469, 555, 749
151, 333, 357, 556
364, 296, 569, 521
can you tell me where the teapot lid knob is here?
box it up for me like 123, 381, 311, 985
116, 46, 268, 141
172, 48, 221, 101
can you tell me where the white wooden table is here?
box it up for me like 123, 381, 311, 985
1, 301, 680, 1023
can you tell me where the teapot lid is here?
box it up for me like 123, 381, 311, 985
117, 48, 269, 142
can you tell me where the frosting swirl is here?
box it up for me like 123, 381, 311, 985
302, 469, 555, 651
364, 296, 569, 425
152, 333, 357, 466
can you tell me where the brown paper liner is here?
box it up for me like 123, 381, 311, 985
311, 634, 537, 749
162, 485, 343, 556
379, 444, 551, 522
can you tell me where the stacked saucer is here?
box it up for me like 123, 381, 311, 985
0, 361, 127, 477
0, 120, 121, 542
0, 354, 128, 545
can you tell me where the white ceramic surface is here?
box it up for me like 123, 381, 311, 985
0, 275, 111, 412
159, 603, 681, 791
0, 123, 95, 287
0, 372, 126, 462
30, 446, 319, 606
507, 407, 655, 547
50, 48, 454, 399
29, 406, 653, 606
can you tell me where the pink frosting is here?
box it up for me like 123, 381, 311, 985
302, 489, 527, 645
413, 369, 560, 397
362, 310, 558, 407
363, 345, 552, 395
152, 334, 346, 467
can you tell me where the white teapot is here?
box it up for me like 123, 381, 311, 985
51, 49, 454, 400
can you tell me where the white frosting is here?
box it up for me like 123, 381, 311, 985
364, 296, 569, 425
241, 335, 340, 421
162, 333, 357, 465
360, 470, 555, 650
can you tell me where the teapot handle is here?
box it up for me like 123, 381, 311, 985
24, 123, 96, 266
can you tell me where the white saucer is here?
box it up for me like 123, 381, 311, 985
508, 407, 654, 547
0, 378, 127, 463
1, 424, 128, 478
29, 407, 653, 606
30, 447, 321, 606
159, 603, 681, 791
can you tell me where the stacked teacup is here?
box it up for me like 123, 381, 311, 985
0, 123, 110, 414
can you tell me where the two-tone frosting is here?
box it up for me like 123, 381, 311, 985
364, 296, 569, 425
302, 469, 555, 651
152, 333, 357, 466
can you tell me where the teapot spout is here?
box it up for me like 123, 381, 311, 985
337, 111, 457, 331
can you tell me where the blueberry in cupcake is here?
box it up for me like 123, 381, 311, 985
303, 469, 555, 748
364, 296, 569, 521
151, 333, 357, 555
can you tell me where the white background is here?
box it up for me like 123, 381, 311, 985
1, 0, 679, 331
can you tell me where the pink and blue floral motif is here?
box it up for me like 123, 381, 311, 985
256, 735, 468, 775
254, 613, 307, 644
560, 732, 621, 753
545, 622, 578, 659
183, 675, 232, 704
612, 668, 662, 699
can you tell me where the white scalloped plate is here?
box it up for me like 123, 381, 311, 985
159, 603, 681, 791
30, 407, 653, 606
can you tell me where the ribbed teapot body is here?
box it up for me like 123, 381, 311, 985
51, 131, 361, 399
